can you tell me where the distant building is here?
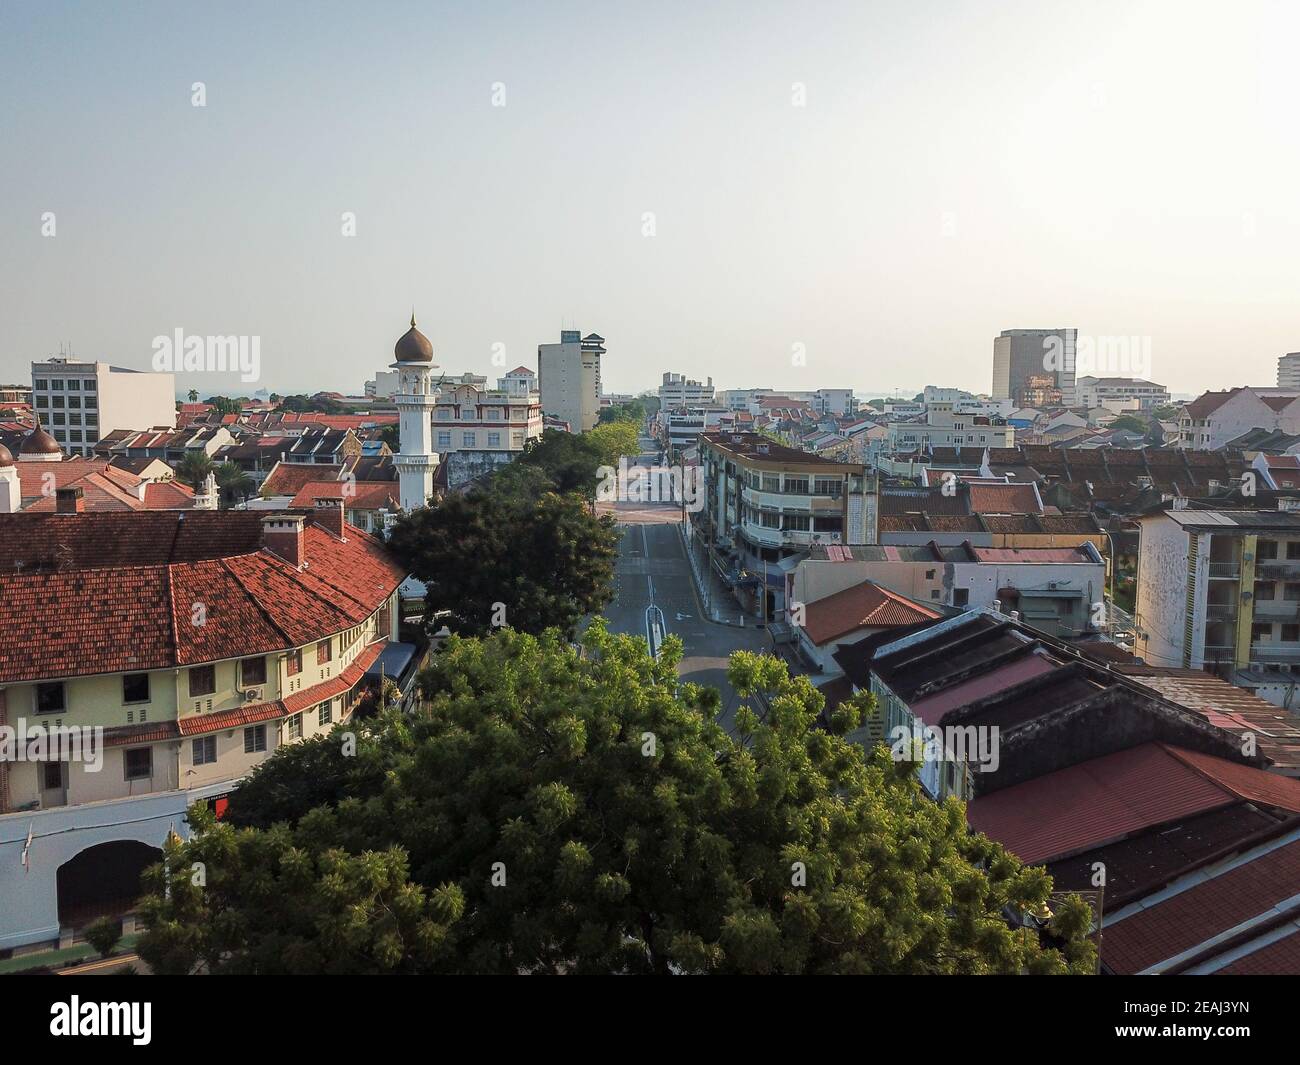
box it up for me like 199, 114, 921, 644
1279, 353, 1300, 390
30, 358, 176, 458
538, 330, 604, 432
498, 366, 536, 397
433, 379, 543, 456
658, 372, 714, 407
992, 328, 1077, 406
1075, 375, 1170, 411
1178, 387, 1300, 450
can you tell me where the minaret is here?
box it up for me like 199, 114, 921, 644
0, 444, 19, 513
391, 313, 440, 511
193, 470, 219, 511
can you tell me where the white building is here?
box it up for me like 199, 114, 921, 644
538, 330, 604, 433
31, 359, 176, 458
1178, 387, 1300, 450
390, 315, 440, 511
660, 406, 733, 453
813, 388, 857, 416
499, 366, 536, 397
658, 372, 714, 407
433, 379, 542, 454
886, 403, 1015, 452
1133, 501, 1300, 694
1278, 353, 1300, 390
1075, 376, 1170, 411
365, 370, 400, 399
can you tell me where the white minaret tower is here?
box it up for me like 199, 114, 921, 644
391, 313, 440, 511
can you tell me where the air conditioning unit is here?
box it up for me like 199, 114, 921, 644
242, 687, 264, 703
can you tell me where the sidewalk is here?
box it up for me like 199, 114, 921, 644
678, 522, 751, 627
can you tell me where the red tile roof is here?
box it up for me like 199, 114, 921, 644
0, 515, 405, 683
1183, 389, 1239, 419
17, 458, 193, 512
289, 480, 400, 510
801, 581, 941, 646
966, 743, 1300, 865
261, 462, 343, 496
968, 482, 1041, 515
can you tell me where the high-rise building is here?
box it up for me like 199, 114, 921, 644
991, 329, 1077, 406
538, 330, 604, 432
30, 358, 176, 458
1278, 352, 1300, 390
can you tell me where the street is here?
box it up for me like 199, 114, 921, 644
596, 440, 770, 731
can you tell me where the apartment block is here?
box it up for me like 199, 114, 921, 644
30, 358, 176, 458
693, 431, 867, 619
538, 330, 604, 432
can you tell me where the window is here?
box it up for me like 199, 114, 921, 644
288, 713, 303, 740
34, 682, 65, 714
244, 726, 267, 753
240, 656, 266, 686
192, 736, 217, 765
1253, 622, 1274, 642
953, 589, 970, 607
43, 761, 64, 790
783, 513, 810, 531
437, 431, 452, 447
287, 649, 302, 676
1286, 584, 1300, 602
925, 569, 936, 580
189, 665, 216, 697
813, 478, 841, 496
123, 673, 150, 704
462, 431, 476, 447
124, 747, 152, 780
1256, 581, 1277, 601
761, 474, 780, 492
1289, 542, 1300, 561
1284, 625, 1300, 643
1258, 540, 1279, 560
784, 476, 809, 494
317, 639, 332, 665
487, 432, 501, 447
760, 510, 780, 529
318, 700, 333, 727
67, 379, 80, 390
812, 515, 843, 533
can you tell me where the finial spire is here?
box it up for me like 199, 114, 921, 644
410, 308, 417, 328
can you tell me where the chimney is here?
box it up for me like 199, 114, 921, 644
55, 486, 84, 514
261, 514, 305, 567
313, 495, 346, 539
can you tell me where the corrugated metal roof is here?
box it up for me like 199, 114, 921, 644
966, 743, 1258, 865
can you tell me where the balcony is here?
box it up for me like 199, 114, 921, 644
1251, 640, 1300, 660
1205, 562, 1241, 579
1255, 559, 1300, 579
1251, 599, 1300, 618
1205, 604, 1238, 623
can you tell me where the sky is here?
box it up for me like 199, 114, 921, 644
2, 0, 1299, 400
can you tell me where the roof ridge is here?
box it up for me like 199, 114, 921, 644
1158, 742, 1250, 802
218, 554, 297, 648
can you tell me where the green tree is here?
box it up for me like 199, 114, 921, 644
386, 484, 618, 639
136, 804, 464, 975
588, 420, 640, 467
215, 461, 256, 507
140, 625, 1096, 975
598, 399, 648, 425
516, 428, 606, 498
1107, 414, 1149, 435
83, 916, 122, 959
187, 388, 199, 403
203, 396, 242, 416
174, 451, 215, 488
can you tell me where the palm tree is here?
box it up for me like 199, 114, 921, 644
187, 388, 199, 403
215, 461, 255, 508
174, 451, 215, 488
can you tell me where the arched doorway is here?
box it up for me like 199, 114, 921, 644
56, 840, 161, 928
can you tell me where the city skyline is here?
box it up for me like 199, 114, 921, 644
4, 0, 1300, 397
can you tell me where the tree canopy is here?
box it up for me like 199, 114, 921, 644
386, 480, 618, 639
138, 625, 1095, 975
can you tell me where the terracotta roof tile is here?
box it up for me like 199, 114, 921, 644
802, 581, 941, 646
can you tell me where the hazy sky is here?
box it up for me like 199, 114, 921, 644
2, 0, 1298, 400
